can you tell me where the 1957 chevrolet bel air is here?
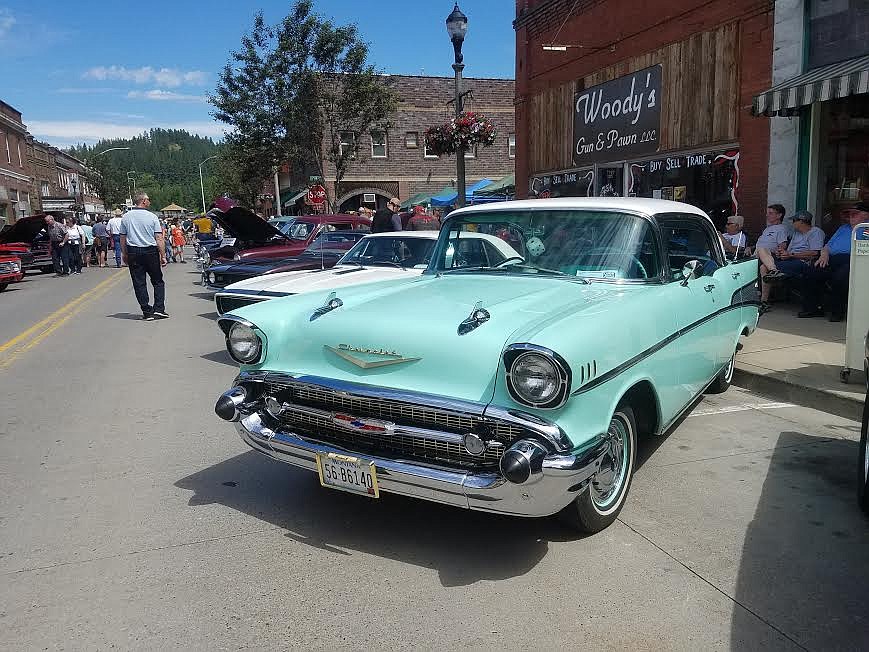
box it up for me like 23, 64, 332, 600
214, 198, 760, 533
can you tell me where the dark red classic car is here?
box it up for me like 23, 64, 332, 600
207, 207, 371, 263
0, 255, 24, 291
0, 214, 53, 273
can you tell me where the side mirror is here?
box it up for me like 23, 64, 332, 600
680, 260, 702, 286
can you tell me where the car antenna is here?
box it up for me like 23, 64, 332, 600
320, 218, 325, 271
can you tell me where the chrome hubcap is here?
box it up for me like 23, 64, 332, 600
591, 416, 629, 509
724, 354, 735, 384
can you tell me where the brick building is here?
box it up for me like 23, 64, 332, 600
0, 100, 34, 223
280, 74, 515, 213
514, 0, 774, 234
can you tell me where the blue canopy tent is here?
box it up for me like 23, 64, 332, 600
471, 174, 515, 204
430, 179, 494, 207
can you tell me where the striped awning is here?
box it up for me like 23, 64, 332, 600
752, 54, 869, 117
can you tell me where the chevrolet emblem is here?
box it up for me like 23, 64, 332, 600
325, 344, 421, 369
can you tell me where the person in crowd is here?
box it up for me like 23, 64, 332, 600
120, 192, 168, 321
91, 217, 109, 267
170, 219, 186, 263
107, 212, 124, 267
797, 202, 867, 321
719, 214, 747, 258
80, 220, 93, 268
64, 216, 85, 275
372, 198, 402, 233
45, 214, 68, 276
753, 204, 790, 313
407, 205, 442, 231
758, 211, 823, 305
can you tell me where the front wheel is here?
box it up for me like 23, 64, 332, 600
559, 405, 637, 533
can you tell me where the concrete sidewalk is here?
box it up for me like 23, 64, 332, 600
735, 304, 866, 420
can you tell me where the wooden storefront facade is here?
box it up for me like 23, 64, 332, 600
514, 0, 774, 234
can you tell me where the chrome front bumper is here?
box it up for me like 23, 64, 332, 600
234, 411, 607, 518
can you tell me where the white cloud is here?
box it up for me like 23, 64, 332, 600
0, 8, 16, 38
83, 66, 208, 88
27, 119, 227, 145
127, 89, 206, 103
55, 87, 117, 94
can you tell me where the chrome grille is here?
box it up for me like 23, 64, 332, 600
264, 380, 527, 468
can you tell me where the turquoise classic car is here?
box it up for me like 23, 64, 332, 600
214, 198, 759, 533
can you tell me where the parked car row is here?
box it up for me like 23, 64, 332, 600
205, 197, 774, 534
0, 213, 59, 294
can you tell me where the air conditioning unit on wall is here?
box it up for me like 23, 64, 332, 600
362, 193, 376, 204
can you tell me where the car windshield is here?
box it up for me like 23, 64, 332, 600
339, 236, 437, 268
432, 209, 661, 281
268, 219, 296, 235
302, 231, 362, 254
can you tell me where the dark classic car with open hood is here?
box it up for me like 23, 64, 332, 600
0, 214, 52, 272
206, 207, 370, 264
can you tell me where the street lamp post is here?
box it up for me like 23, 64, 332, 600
94, 147, 131, 157
199, 155, 219, 214
446, 3, 468, 208
126, 171, 137, 207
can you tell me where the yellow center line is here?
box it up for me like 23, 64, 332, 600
0, 270, 127, 370
0, 270, 125, 355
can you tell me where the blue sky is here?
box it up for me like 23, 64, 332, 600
1, 1, 514, 147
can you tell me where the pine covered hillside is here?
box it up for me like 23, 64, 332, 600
69, 129, 224, 212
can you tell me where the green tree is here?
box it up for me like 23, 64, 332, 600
210, 0, 398, 210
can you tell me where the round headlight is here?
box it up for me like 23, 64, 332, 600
207, 272, 215, 284
233, 253, 241, 261
227, 322, 262, 364
508, 352, 563, 406
202, 251, 211, 265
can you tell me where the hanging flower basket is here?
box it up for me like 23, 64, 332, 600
424, 111, 497, 156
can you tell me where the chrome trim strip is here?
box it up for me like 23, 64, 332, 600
216, 288, 293, 298
276, 400, 466, 445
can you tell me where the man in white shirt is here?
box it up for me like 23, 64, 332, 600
120, 192, 168, 321
719, 214, 747, 258
107, 213, 124, 268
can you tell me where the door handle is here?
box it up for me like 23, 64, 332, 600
704, 284, 715, 293
731, 272, 741, 280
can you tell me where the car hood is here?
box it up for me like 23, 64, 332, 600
210, 206, 289, 243
234, 274, 621, 403
0, 214, 46, 244
224, 263, 424, 294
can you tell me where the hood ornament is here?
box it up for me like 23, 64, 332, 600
458, 301, 490, 336
325, 344, 421, 369
310, 292, 343, 321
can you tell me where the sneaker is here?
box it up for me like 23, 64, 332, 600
143, 314, 155, 321
152, 310, 170, 319
762, 269, 786, 282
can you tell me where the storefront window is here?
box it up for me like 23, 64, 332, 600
816, 96, 869, 234
596, 166, 624, 197
628, 149, 740, 228
530, 169, 594, 198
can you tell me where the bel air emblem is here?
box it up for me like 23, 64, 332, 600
332, 413, 395, 434
325, 344, 421, 369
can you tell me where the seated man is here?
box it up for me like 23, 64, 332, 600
757, 209, 819, 312
797, 202, 867, 321
719, 215, 748, 258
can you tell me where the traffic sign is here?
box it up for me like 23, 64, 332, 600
306, 184, 327, 207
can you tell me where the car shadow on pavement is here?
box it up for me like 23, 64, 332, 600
189, 292, 214, 301
175, 450, 585, 587
201, 350, 237, 367
729, 430, 869, 650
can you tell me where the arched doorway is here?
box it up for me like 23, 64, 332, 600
336, 187, 392, 213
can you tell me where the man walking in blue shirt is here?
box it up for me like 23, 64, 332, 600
798, 202, 867, 321
119, 192, 168, 321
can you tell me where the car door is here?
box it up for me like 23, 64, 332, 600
657, 214, 727, 397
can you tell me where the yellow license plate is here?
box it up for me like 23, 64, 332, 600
316, 453, 380, 498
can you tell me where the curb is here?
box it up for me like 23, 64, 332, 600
732, 367, 864, 422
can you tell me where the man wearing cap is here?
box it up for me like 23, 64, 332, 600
797, 203, 868, 321
407, 205, 441, 231
757, 211, 823, 312
372, 198, 402, 233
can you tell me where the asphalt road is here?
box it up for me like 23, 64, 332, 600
0, 254, 866, 651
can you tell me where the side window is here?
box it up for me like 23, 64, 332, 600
658, 214, 721, 281
332, 223, 352, 231
447, 236, 488, 268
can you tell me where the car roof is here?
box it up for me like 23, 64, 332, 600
360, 231, 439, 239
294, 214, 372, 224
449, 197, 711, 219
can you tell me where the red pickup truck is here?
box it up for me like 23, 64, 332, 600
0, 214, 53, 273
208, 207, 371, 263
0, 255, 24, 291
